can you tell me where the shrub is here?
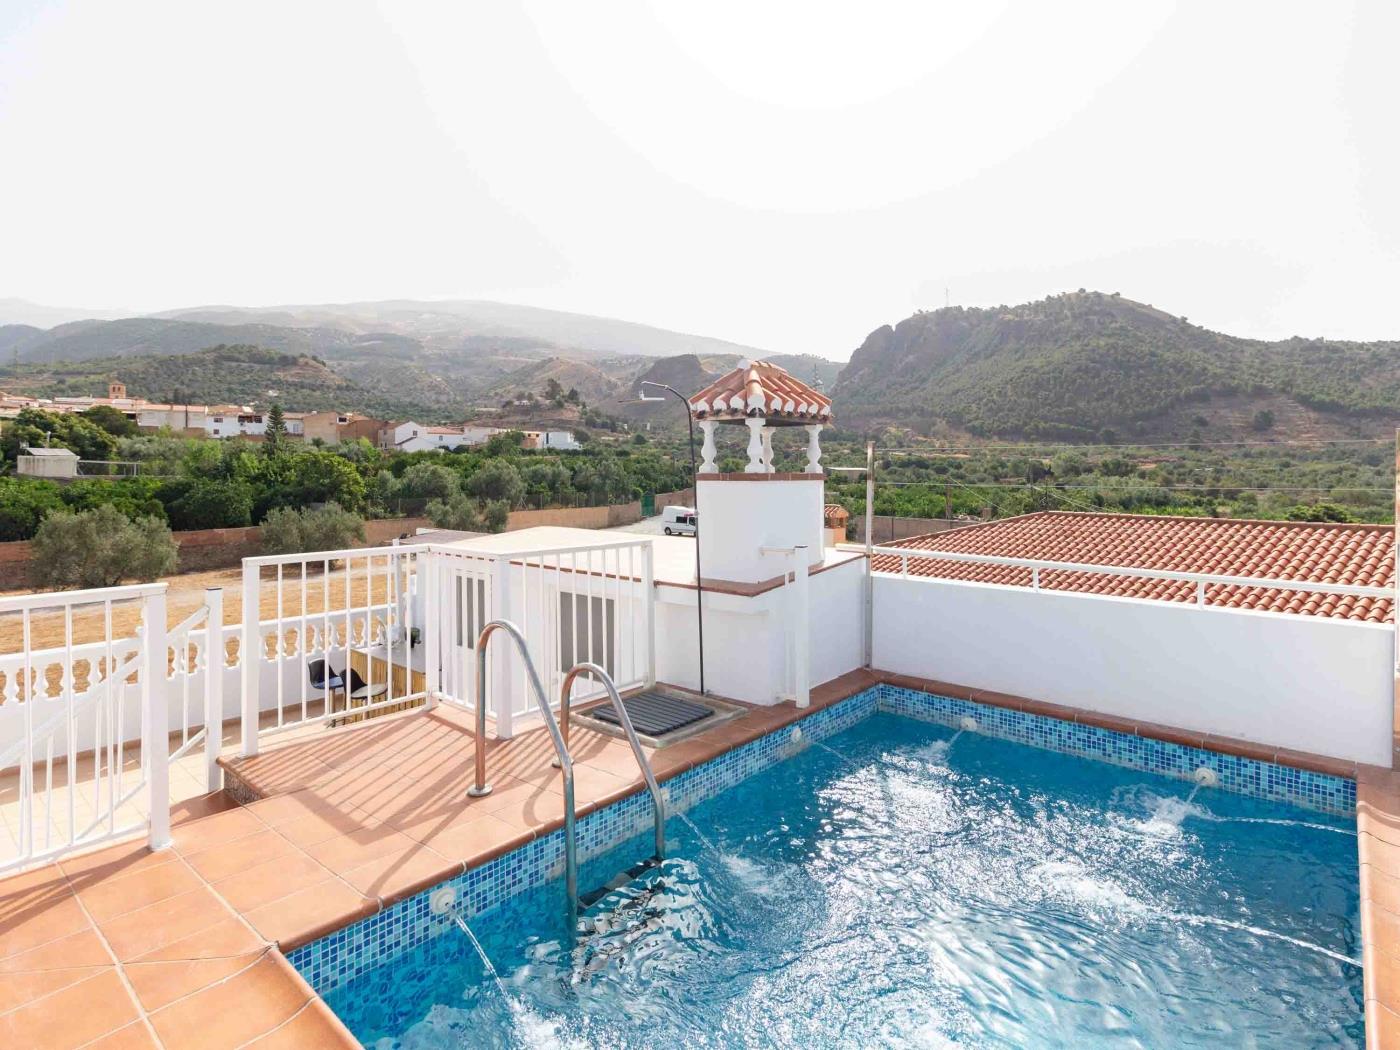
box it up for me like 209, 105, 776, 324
426, 492, 482, 531
466, 459, 525, 507
259, 503, 365, 555
30, 505, 178, 588
482, 500, 509, 533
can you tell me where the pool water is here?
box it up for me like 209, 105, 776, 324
327, 713, 1363, 1048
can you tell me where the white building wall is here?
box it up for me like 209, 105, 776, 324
655, 558, 864, 705
871, 574, 1394, 766
697, 477, 825, 582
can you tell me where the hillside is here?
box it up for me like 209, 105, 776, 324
0, 345, 424, 418
836, 291, 1400, 440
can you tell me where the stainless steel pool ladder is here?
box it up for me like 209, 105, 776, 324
467, 622, 667, 933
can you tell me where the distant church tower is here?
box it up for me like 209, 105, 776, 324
108, 380, 127, 401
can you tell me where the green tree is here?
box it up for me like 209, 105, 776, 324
1252, 409, 1276, 432
0, 477, 65, 541
259, 503, 365, 555
30, 505, 178, 588
482, 500, 509, 533
1, 408, 118, 463
425, 492, 483, 531
483, 430, 524, 457
466, 459, 525, 507
82, 405, 139, 438
160, 478, 255, 530
263, 403, 288, 456
396, 462, 460, 501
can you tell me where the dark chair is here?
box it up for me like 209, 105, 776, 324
309, 659, 344, 695
347, 666, 388, 703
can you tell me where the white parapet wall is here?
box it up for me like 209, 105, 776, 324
872, 574, 1394, 767
656, 556, 864, 704
697, 475, 825, 583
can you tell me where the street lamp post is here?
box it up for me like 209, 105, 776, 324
622, 382, 706, 695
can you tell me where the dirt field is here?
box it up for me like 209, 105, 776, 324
0, 563, 401, 656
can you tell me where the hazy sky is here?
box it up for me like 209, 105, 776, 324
1, 1, 1396, 359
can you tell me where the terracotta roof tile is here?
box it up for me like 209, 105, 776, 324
689, 360, 832, 424
871, 511, 1394, 623
823, 504, 850, 526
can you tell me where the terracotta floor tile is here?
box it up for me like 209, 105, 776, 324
1370, 936, 1400, 1015
125, 950, 268, 1012
170, 808, 264, 855
0, 963, 109, 1013
148, 952, 309, 1050
134, 913, 267, 963
244, 878, 377, 951
301, 825, 418, 875
0, 888, 90, 961
57, 838, 178, 887
270, 806, 380, 849
76, 856, 204, 923
170, 790, 241, 826
1363, 832, 1400, 877
339, 847, 461, 903
1365, 900, 1400, 964
0, 967, 138, 1049
409, 814, 531, 867
213, 851, 333, 913
241, 997, 359, 1048
81, 1020, 162, 1049
0, 925, 110, 973
98, 884, 235, 961
475, 777, 570, 831
1365, 863, 1400, 916
245, 788, 348, 828
184, 828, 302, 883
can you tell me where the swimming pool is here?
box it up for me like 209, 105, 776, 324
315, 708, 1362, 1048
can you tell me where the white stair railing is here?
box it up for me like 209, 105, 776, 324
0, 583, 169, 871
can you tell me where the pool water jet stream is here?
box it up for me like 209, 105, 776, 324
1166, 911, 1360, 967
676, 810, 720, 855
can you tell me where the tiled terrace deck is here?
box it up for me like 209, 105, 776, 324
2, 669, 1392, 1048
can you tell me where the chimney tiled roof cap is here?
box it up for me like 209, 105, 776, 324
824, 503, 850, 525
689, 360, 832, 424
873, 510, 1395, 623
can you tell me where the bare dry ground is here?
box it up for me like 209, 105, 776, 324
1, 564, 399, 655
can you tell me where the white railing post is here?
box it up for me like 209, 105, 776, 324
793, 546, 810, 708
424, 551, 440, 708
642, 543, 656, 688
203, 588, 224, 792
492, 554, 515, 739
240, 560, 260, 756
143, 588, 171, 851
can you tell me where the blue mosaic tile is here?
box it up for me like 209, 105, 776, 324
291, 682, 1355, 997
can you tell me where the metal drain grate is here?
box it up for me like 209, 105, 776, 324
590, 691, 715, 737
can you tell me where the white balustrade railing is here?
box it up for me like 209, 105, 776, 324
425, 539, 656, 738
239, 545, 431, 754
238, 538, 658, 748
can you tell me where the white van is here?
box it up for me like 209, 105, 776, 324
662, 506, 697, 536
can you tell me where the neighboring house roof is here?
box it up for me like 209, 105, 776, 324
689, 360, 832, 425
872, 511, 1394, 623
20, 446, 78, 457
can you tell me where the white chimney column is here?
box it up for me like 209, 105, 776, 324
699, 420, 718, 473
744, 417, 765, 472
805, 424, 824, 474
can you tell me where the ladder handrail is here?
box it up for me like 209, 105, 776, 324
469, 619, 578, 931
560, 663, 666, 862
